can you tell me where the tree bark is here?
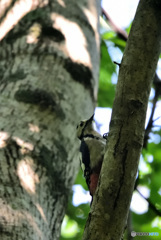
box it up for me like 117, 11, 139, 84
0, 0, 100, 239
82, 0, 161, 240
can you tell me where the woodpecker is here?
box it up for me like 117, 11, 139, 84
76, 114, 106, 197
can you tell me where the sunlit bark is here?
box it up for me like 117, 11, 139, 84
0, 0, 100, 239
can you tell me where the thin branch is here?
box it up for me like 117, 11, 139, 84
101, 7, 128, 41
136, 188, 161, 217
144, 74, 161, 148
113, 61, 121, 67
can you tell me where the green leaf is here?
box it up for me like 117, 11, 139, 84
101, 31, 116, 40
98, 41, 116, 107
61, 215, 79, 238
74, 169, 88, 191
111, 37, 126, 49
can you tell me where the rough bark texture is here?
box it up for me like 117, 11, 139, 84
83, 0, 161, 240
0, 0, 100, 239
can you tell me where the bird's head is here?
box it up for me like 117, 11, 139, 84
76, 114, 94, 140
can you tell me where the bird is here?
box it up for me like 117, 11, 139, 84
76, 114, 106, 197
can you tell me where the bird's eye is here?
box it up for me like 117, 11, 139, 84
80, 122, 84, 127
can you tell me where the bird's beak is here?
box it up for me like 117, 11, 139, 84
87, 114, 94, 123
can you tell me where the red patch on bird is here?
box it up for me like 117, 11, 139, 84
89, 173, 99, 196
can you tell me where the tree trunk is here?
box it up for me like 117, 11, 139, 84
82, 0, 161, 240
0, 0, 100, 239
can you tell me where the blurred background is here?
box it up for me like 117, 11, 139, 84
61, 0, 161, 239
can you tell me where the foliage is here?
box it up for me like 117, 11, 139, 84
98, 41, 116, 107
61, 13, 161, 240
